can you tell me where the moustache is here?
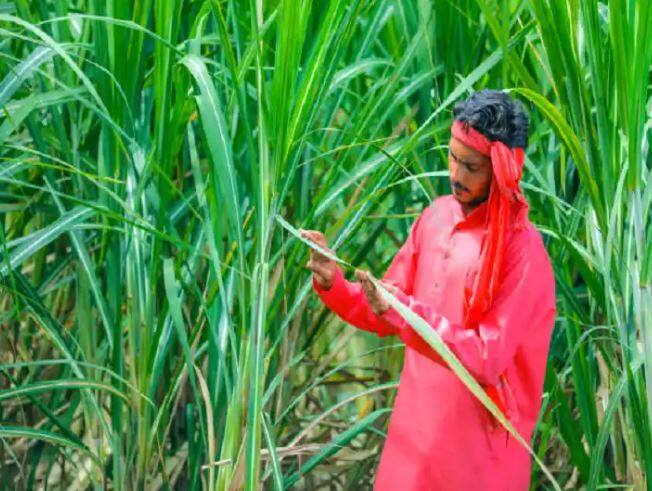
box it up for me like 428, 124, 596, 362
451, 182, 468, 192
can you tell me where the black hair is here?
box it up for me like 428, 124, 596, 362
453, 89, 529, 149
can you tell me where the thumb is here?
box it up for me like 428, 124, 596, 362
379, 280, 399, 292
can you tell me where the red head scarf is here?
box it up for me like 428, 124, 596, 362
451, 119, 530, 428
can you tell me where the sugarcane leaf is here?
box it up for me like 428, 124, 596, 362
283, 408, 391, 488
275, 214, 353, 269
0, 426, 98, 464
0, 206, 94, 278
0, 379, 130, 404
262, 412, 283, 491
0, 46, 53, 107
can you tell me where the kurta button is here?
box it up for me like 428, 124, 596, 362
443, 250, 450, 259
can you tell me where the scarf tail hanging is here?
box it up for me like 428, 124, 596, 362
452, 120, 529, 432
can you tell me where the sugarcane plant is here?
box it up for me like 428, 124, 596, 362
0, 0, 649, 489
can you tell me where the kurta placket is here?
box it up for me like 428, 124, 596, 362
312, 194, 557, 491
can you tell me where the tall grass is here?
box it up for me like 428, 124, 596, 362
0, 0, 649, 489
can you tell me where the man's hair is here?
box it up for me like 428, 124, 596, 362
453, 89, 529, 149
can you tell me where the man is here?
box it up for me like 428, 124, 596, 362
300, 89, 556, 490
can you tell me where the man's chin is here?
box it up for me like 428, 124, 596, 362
453, 191, 487, 207
452, 190, 471, 203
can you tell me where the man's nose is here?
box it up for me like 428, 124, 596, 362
449, 162, 462, 184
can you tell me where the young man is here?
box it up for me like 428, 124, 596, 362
300, 90, 557, 490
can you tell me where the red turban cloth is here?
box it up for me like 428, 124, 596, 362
451, 119, 530, 427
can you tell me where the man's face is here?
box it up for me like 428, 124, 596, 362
448, 136, 493, 207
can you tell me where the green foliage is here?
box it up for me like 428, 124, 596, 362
0, 0, 649, 489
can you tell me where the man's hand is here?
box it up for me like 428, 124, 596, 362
355, 269, 400, 315
299, 229, 337, 290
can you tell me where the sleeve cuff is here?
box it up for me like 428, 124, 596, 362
312, 265, 345, 298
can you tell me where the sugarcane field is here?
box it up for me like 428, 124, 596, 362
0, 0, 651, 490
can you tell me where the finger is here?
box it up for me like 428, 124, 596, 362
357, 269, 375, 282
363, 284, 381, 311
360, 277, 376, 295
308, 262, 332, 278
379, 280, 398, 294
306, 259, 333, 278
314, 272, 327, 285
300, 229, 320, 240
306, 258, 321, 273
312, 245, 330, 258
302, 230, 326, 243
303, 232, 329, 254
306, 259, 321, 273
313, 247, 334, 263
358, 270, 375, 290
301, 232, 320, 246
304, 242, 332, 266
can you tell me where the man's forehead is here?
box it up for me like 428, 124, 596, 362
449, 136, 491, 164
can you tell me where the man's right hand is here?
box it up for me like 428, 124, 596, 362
299, 229, 337, 290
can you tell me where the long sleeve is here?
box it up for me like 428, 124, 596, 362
379, 229, 555, 386
312, 210, 425, 337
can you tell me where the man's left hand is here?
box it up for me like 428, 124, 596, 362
355, 269, 400, 315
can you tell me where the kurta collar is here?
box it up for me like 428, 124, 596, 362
450, 194, 529, 233
451, 197, 489, 231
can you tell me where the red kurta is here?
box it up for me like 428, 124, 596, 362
312, 194, 557, 490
